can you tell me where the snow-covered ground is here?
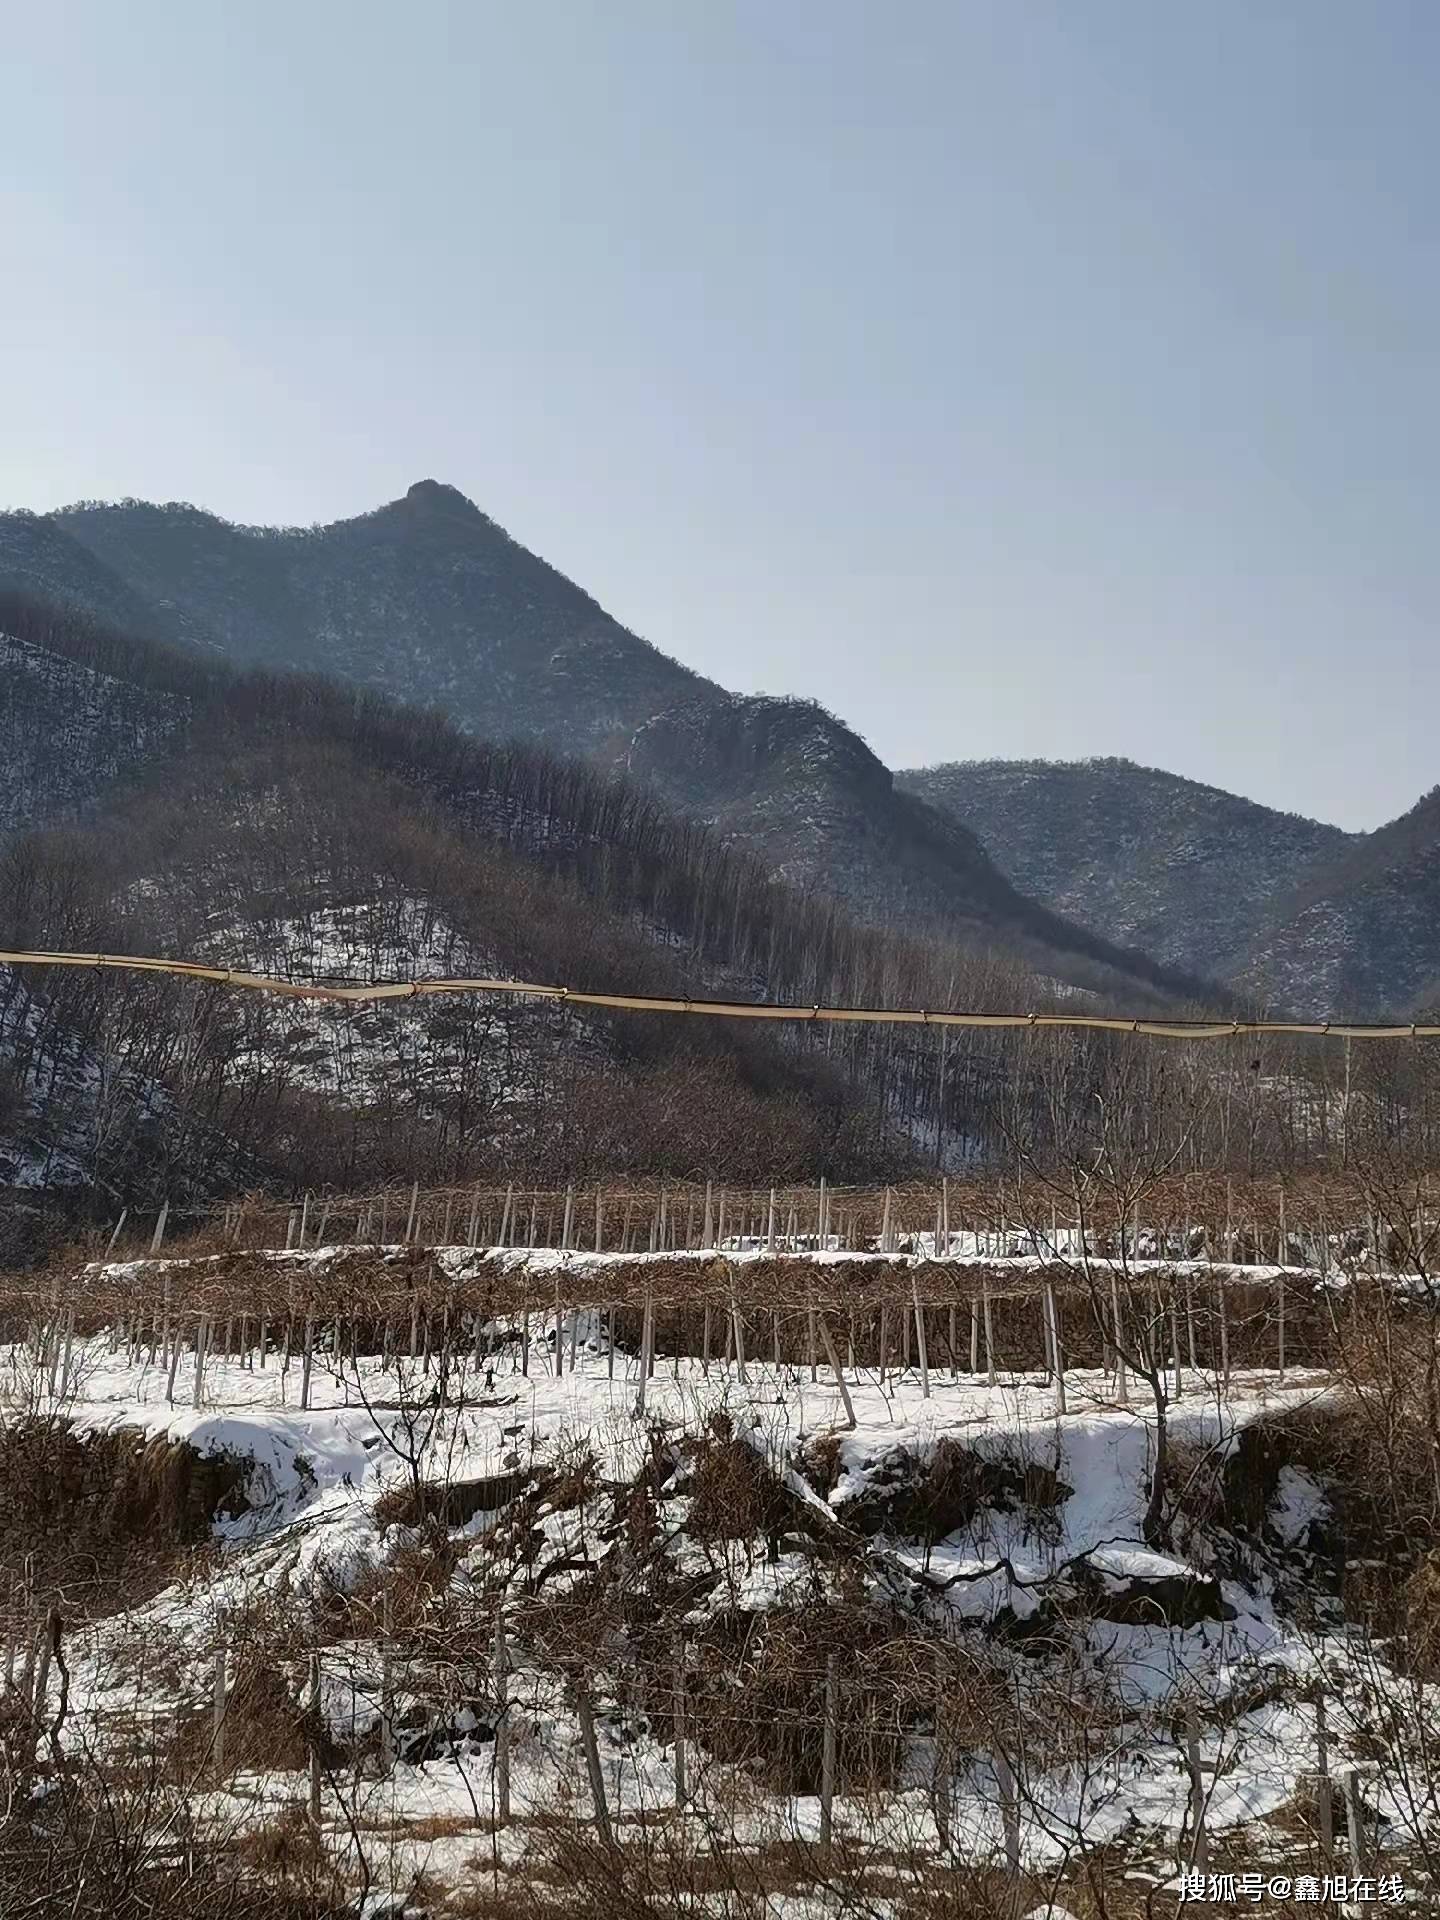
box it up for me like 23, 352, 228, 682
5, 1306, 1428, 1913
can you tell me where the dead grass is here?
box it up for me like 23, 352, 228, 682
0, 1418, 243, 1615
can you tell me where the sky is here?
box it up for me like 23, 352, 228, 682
3, 1, 1437, 830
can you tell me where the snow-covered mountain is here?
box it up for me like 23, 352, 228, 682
1230, 783, 1440, 1016
901, 756, 1440, 1016
898, 758, 1356, 985
0, 490, 1204, 1005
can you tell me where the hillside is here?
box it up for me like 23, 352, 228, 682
631, 703, 1203, 998
1, 594, 1120, 1226
1231, 784, 1440, 1015
0, 511, 196, 651
0, 626, 190, 831
0, 488, 1201, 999
34, 482, 719, 760
898, 757, 1355, 984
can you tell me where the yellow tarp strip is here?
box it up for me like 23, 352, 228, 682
0, 950, 1433, 1040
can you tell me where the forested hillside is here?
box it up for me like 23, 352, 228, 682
0, 628, 190, 831
630, 701, 1199, 996
45, 482, 716, 758
4, 477, 1431, 1020
0, 593, 1071, 1232
0, 488, 1207, 996
898, 757, 1354, 982
1229, 783, 1440, 1015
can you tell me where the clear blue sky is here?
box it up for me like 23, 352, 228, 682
4, 2, 1436, 830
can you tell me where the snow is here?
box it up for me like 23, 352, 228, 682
2, 1304, 1429, 1906
1268, 1463, 1329, 1546
82, 1238, 1360, 1298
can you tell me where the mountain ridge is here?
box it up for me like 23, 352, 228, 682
897, 755, 1361, 989
0, 485, 1208, 1007
3, 479, 1429, 1015
0, 589, 1152, 1232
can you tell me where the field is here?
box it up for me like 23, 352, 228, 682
2, 1186, 1438, 1916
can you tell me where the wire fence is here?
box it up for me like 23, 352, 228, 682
61, 1167, 1440, 1290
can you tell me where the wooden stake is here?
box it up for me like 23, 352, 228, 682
577, 1684, 613, 1847
730, 1293, 748, 1383
380, 1592, 395, 1774
1313, 1687, 1333, 1865
1218, 1275, 1230, 1387
166, 1320, 182, 1406
820, 1654, 838, 1853
995, 1742, 1021, 1876
31, 1616, 53, 1747
817, 1313, 856, 1428
493, 1613, 510, 1824
58, 1308, 74, 1403
1110, 1271, 1129, 1405
1340, 1766, 1366, 1880
673, 1630, 688, 1809
933, 1648, 952, 1854
105, 1208, 128, 1260
1185, 1700, 1207, 1874
634, 1292, 654, 1414
912, 1279, 931, 1398
1046, 1283, 1067, 1416
308, 1650, 323, 1828
213, 1628, 228, 1778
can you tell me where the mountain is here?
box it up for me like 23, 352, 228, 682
0, 592, 1104, 1228
1230, 785, 1440, 1016
629, 703, 1202, 999
0, 511, 194, 650
0, 487, 1204, 1004
39, 482, 719, 759
897, 758, 1356, 986
0, 625, 190, 833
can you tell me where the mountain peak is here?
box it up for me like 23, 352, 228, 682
404, 478, 480, 514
